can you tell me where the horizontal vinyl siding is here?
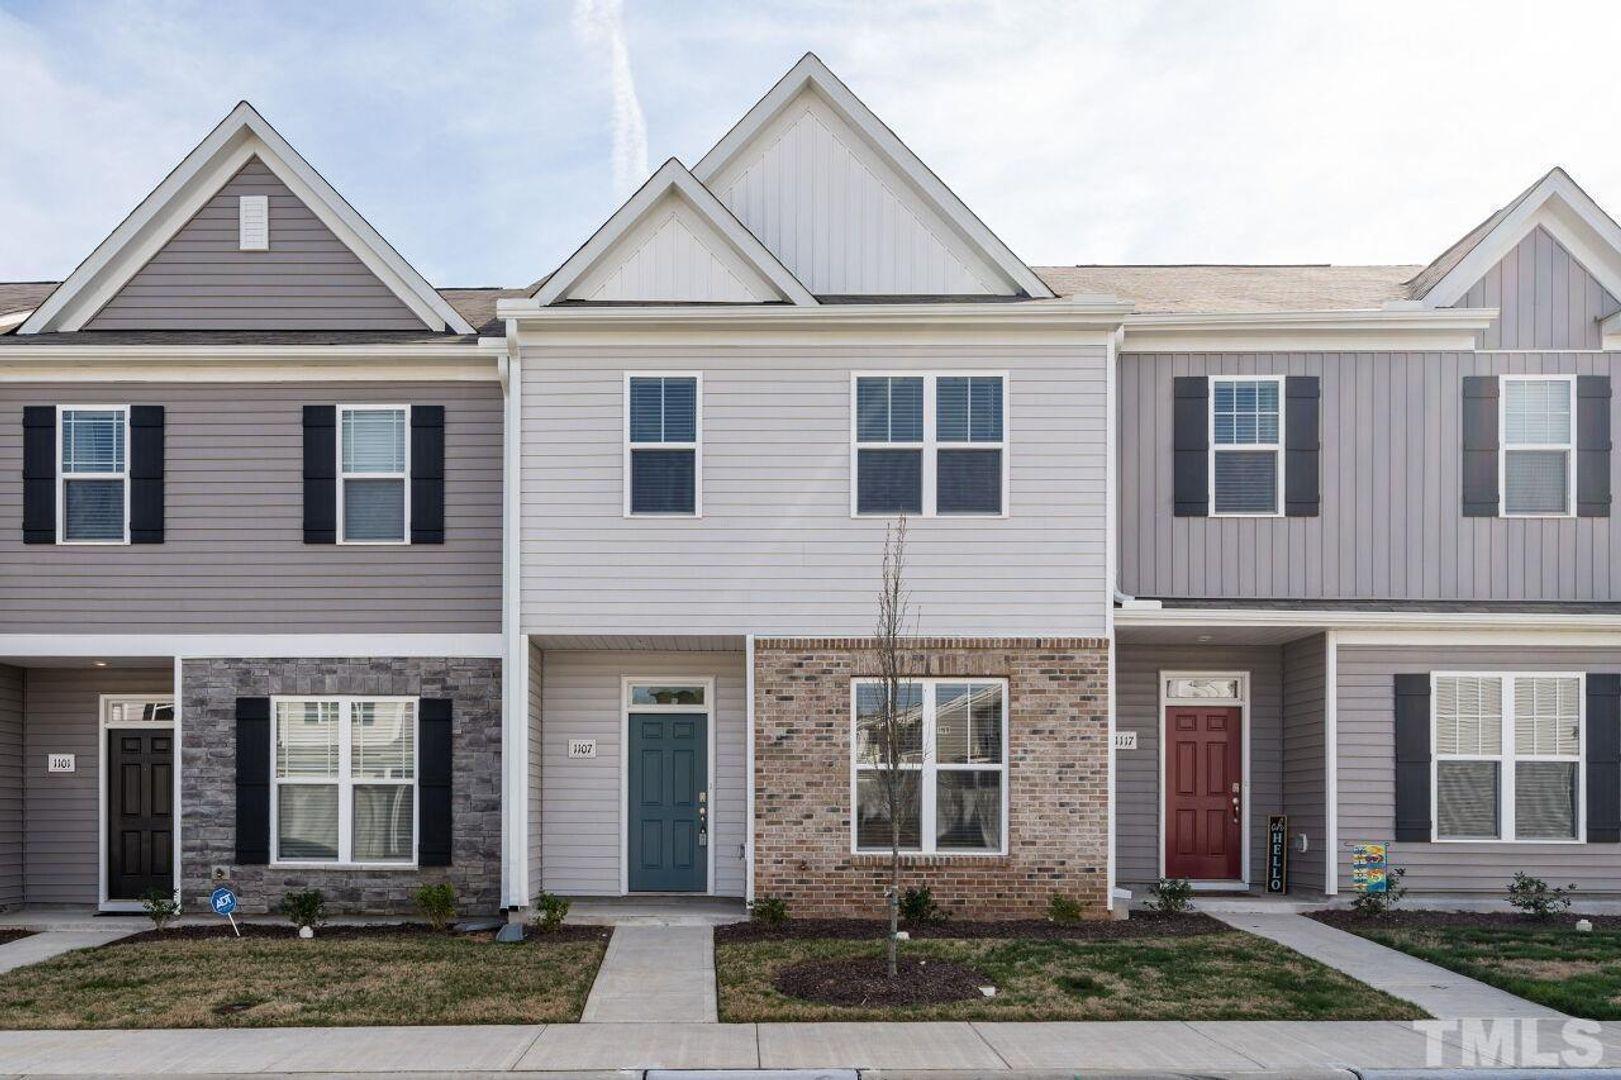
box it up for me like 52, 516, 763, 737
1119, 350, 1621, 602
1451, 226, 1621, 351
540, 650, 746, 897
0, 382, 501, 632
521, 341, 1108, 635
1336, 644, 1621, 895
1281, 634, 1327, 893
0, 665, 22, 907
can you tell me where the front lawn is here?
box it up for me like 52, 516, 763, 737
715, 915, 1423, 1022
0, 924, 609, 1029
1311, 910, 1621, 1020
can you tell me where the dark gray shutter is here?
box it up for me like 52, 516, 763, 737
235, 697, 271, 865
1393, 674, 1432, 843
1577, 376, 1612, 518
129, 405, 165, 544
410, 405, 445, 544
1587, 673, 1620, 843
1461, 376, 1500, 517
1285, 376, 1321, 517
1173, 376, 1209, 516
418, 697, 453, 866
302, 405, 336, 544
21, 406, 55, 544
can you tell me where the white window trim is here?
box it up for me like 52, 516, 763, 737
849, 372, 1009, 519
1430, 671, 1586, 845
1209, 375, 1285, 518
336, 404, 411, 545
1499, 374, 1577, 519
97, 693, 177, 912
618, 676, 717, 896
623, 372, 703, 518
270, 695, 420, 869
1155, 670, 1252, 888
57, 403, 130, 545
848, 676, 1010, 857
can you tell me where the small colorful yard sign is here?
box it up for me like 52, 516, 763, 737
1351, 841, 1389, 894
210, 885, 241, 936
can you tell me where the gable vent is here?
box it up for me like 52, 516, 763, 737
238, 194, 269, 251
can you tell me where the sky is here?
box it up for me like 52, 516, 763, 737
4, 0, 1621, 288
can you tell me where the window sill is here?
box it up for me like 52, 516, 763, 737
270, 861, 421, 870
850, 851, 1009, 865
1429, 838, 1586, 845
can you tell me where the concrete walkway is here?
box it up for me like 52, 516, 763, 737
1211, 910, 1567, 1020
581, 925, 717, 1023
0, 928, 139, 975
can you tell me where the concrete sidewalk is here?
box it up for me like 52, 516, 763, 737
581, 926, 717, 1023
0, 929, 139, 976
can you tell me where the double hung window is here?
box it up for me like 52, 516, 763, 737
853, 374, 1006, 516
339, 405, 409, 543
273, 697, 417, 865
1210, 377, 1282, 515
627, 375, 700, 515
1502, 376, 1575, 516
59, 406, 128, 543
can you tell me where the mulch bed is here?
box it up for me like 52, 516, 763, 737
0, 929, 32, 947
106, 923, 610, 947
774, 954, 991, 1006
717, 911, 1225, 944
1308, 909, 1621, 932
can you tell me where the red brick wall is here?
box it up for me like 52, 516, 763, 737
752, 637, 1111, 919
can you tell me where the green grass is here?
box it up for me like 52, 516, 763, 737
716, 930, 1425, 1022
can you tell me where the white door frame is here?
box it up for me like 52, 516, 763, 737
618, 676, 716, 896
97, 693, 177, 912
1156, 671, 1251, 890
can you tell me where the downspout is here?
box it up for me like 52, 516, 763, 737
1105, 326, 1121, 914
500, 321, 529, 911
1324, 629, 1339, 896
745, 632, 756, 906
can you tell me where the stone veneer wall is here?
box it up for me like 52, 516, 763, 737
180, 657, 502, 915
753, 637, 1110, 919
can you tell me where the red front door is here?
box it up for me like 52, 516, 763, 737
1164, 706, 1243, 881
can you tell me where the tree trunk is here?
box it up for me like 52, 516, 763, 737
888, 803, 899, 977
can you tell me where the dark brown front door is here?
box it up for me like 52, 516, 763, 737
1164, 706, 1243, 881
107, 728, 174, 901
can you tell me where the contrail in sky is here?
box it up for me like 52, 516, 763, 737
574, 0, 649, 199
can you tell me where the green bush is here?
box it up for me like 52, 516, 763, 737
899, 885, 945, 925
533, 891, 570, 933
1507, 872, 1576, 918
749, 895, 789, 926
280, 888, 327, 931
1350, 866, 1407, 916
140, 888, 180, 931
1047, 892, 1086, 924
414, 882, 457, 931
1147, 877, 1195, 913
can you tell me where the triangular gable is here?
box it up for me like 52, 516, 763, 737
533, 159, 816, 306
21, 102, 473, 335
692, 53, 1053, 299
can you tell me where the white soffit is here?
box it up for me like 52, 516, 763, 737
693, 53, 1054, 299
20, 102, 474, 335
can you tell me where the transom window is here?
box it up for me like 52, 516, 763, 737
272, 697, 417, 865
1502, 376, 1575, 517
626, 375, 700, 515
59, 406, 128, 543
1433, 673, 1582, 843
852, 679, 1007, 854
853, 374, 1006, 517
1210, 377, 1282, 516
339, 406, 409, 543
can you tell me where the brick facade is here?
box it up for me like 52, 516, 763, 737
180, 657, 502, 915
752, 637, 1110, 919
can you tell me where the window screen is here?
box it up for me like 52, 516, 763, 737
628, 377, 699, 514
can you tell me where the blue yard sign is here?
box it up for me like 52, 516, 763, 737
210, 885, 242, 936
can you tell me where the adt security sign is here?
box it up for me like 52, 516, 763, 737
210, 886, 241, 936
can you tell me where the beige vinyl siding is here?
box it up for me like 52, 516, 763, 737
1336, 644, 1621, 895
527, 641, 545, 901
0, 382, 500, 632
520, 340, 1108, 636
1450, 226, 1621, 350
1281, 634, 1328, 892
0, 665, 22, 907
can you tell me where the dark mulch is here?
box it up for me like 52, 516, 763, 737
1309, 909, 1621, 932
775, 954, 991, 1006
0, 929, 32, 947
107, 923, 610, 948
717, 911, 1225, 944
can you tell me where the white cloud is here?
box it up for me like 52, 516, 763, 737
573, 0, 650, 200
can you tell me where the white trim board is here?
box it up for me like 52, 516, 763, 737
96, 693, 177, 912
0, 633, 502, 659
618, 676, 718, 896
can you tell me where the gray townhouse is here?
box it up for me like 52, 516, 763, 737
0, 53, 1617, 920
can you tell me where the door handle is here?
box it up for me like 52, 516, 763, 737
1231, 792, 1241, 824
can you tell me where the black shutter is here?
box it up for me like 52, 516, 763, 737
1461, 376, 1500, 517
1577, 376, 1612, 518
21, 406, 55, 544
235, 697, 271, 865
1173, 376, 1209, 517
129, 405, 165, 543
1587, 673, 1620, 843
1393, 674, 1432, 843
302, 405, 336, 544
1285, 376, 1321, 517
418, 697, 453, 866
410, 405, 445, 544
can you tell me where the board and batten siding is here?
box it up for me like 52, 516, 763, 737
520, 340, 1108, 636
1336, 643, 1621, 895
527, 641, 545, 900
0, 665, 22, 908
1119, 351, 1621, 601
1280, 634, 1328, 893
87, 158, 425, 331
1448, 226, 1621, 351
539, 650, 746, 897
0, 382, 501, 633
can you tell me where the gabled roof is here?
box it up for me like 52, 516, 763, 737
531, 158, 817, 306
20, 102, 474, 335
1037, 264, 1420, 313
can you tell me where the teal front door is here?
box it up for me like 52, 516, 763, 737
628, 712, 707, 892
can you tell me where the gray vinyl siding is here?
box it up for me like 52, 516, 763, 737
527, 641, 545, 901
87, 158, 426, 331
1281, 634, 1327, 893
0, 382, 500, 632
1336, 644, 1621, 895
0, 665, 22, 908
1119, 350, 1621, 601
1450, 227, 1621, 351
520, 340, 1108, 636
539, 650, 746, 897
24, 666, 171, 906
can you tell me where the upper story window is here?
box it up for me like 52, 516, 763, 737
339, 406, 409, 544
1502, 376, 1575, 517
853, 374, 1006, 517
626, 375, 700, 516
273, 697, 417, 865
1210, 377, 1282, 516
59, 406, 128, 544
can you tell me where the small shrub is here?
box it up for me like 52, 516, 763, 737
1047, 892, 1086, 923
140, 888, 180, 931
1507, 872, 1576, 919
532, 891, 570, 933
1147, 877, 1195, 913
280, 888, 327, 931
414, 882, 457, 931
749, 895, 789, 926
1350, 866, 1408, 916
898, 885, 945, 925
